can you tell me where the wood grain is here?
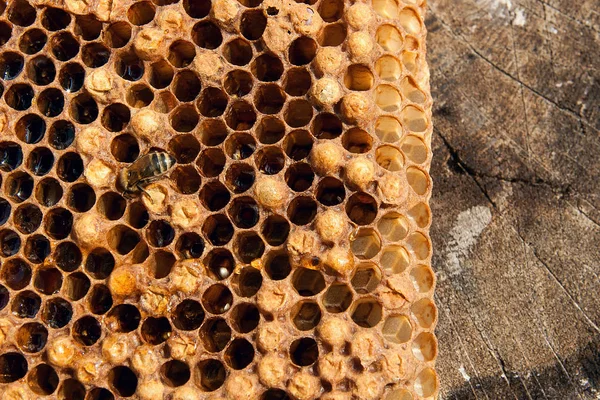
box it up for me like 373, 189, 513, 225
426, 0, 600, 398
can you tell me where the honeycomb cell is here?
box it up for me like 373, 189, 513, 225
316, 177, 345, 206
225, 163, 255, 193
407, 231, 431, 260
241, 9, 267, 40
128, 1, 156, 25
127, 201, 149, 229
42, 297, 73, 328
323, 283, 353, 313
414, 368, 438, 398
59, 63, 85, 93
284, 99, 313, 128
346, 192, 378, 225
173, 70, 201, 102
0, 199, 10, 226
88, 388, 115, 400
262, 389, 291, 400
0, 141, 23, 172
172, 165, 201, 194
261, 215, 290, 246
24, 234, 51, 263
351, 263, 382, 294
413, 332, 437, 362
184, 0, 211, 18
5, 83, 35, 110
312, 112, 342, 139
36, 177, 63, 207
319, 23, 346, 47
289, 36, 317, 66
176, 232, 205, 260
0, 352, 28, 383
85, 247, 115, 279
111, 134, 140, 162
0, 229, 20, 257
231, 303, 260, 333
290, 337, 318, 366
411, 298, 437, 329
200, 317, 232, 352
88, 284, 113, 315
17, 322, 48, 352
51, 32, 80, 61
198, 87, 228, 117
169, 40, 196, 68
235, 267, 263, 298
285, 162, 314, 192
16, 113, 46, 144
401, 77, 426, 104
256, 146, 285, 175
401, 105, 428, 132
102, 103, 131, 132
373, 0, 399, 19
381, 245, 410, 274
28, 363, 59, 395
344, 64, 374, 91
171, 105, 199, 132
12, 290, 41, 318
341, 128, 372, 153
55, 241, 82, 272
194, 359, 226, 391
116, 53, 145, 81
203, 283, 233, 314
149, 60, 174, 89
44, 207, 73, 240
292, 301, 322, 330
283, 67, 311, 97
147, 220, 175, 247
382, 315, 412, 344
151, 250, 175, 278
70, 93, 99, 124
236, 231, 265, 263
319, 0, 344, 21
127, 83, 154, 108
106, 304, 141, 333
224, 70, 253, 98
351, 298, 382, 328
376, 25, 403, 52
74, 14, 102, 40
58, 379, 86, 400
192, 20, 222, 49
161, 360, 191, 387
19, 28, 47, 54
0, 51, 24, 80
141, 316, 172, 345
173, 299, 205, 331
5, 171, 34, 203
0, 21, 11, 47
0, 285, 8, 311
225, 338, 255, 369
66, 183, 96, 213
105, 22, 133, 48
27, 55, 56, 86
228, 196, 259, 229
287, 196, 317, 225
81, 42, 111, 68
109, 366, 138, 397
200, 181, 231, 212
410, 265, 435, 292
64, 272, 91, 301
351, 228, 382, 259
27, 147, 54, 176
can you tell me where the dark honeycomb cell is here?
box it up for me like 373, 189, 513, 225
0, 352, 28, 383
0, 21, 11, 47
255, 84, 286, 114
205, 248, 234, 280
171, 105, 199, 132
34, 267, 63, 295
200, 318, 231, 352
98, 191, 126, 221
192, 21, 222, 49
169, 40, 196, 68
223, 38, 253, 66
351, 298, 383, 328
235, 266, 262, 297
105, 21, 133, 48
171, 166, 201, 195
252, 54, 284, 84
323, 283, 353, 313
57, 152, 83, 182
24, 234, 51, 263
257, 117, 285, 145
202, 284, 233, 314
111, 134, 140, 162
16, 322, 48, 353
173, 70, 201, 102
285, 162, 314, 192
102, 103, 131, 132
41, 7, 71, 31
225, 163, 255, 193
184, 0, 211, 18
147, 220, 175, 247
0, 51, 24, 80
70, 93, 98, 124
319, 23, 347, 46
141, 316, 172, 345
0, 229, 20, 257
5, 171, 33, 203
36, 177, 63, 207
127, 83, 154, 108
16, 114, 46, 144
0, 198, 10, 226
0, 285, 8, 311
107, 304, 141, 333
74, 14, 103, 41
169, 134, 201, 163
128, 1, 156, 25
287, 196, 318, 225
289, 37, 317, 66
316, 177, 345, 206
290, 337, 318, 366
161, 360, 191, 387
51, 32, 80, 61
14, 203, 43, 234
4, 83, 34, 110
262, 214, 290, 246
346, 192, 378, 225
312, 112, 343, 139
199, 181, 231, 212
262, 389, 291, 400
199, 119, 228, 146
151, 250, 175, 278
236, 232, 265, 263
342, 128, 373, 153
37, 88, 65, 117
225, 132, 256, 161
292, 268, 326, 296
73, 315, 102, 346
231, 303, 260, 333
12, 290, 41, 318
198, 87, 228, 117
292, 301, 321, 330
42, 297, 73, 328
0, 141, 23, 172
194, 359, 226, 391
44, 207, 73, 240
64, 272, 90, 301
264, 251, 291, 280
55, 241, 82, 272
27, 55, 56, 85
284, 99, 313, 128
85, 248, 115, 279
228, 197, 259, 229
27, 147, 54, 176
81, 42, 111, 68
224, 69, 253, 97
154, 91, 178, 113
67, 183, 96, 213
19, 28, 47, 55
58, 379, 86, 400
149, 60, 173, 89
173, 299, 205, 331
225, 338, 255, 369
88, 284, 113, 315
284, 67, 311, 96
27, 363, 59, 395
116, 53, 144, 81
256, 146, 285, 175
202, 214, 234, 246
226, 100, 257, 131
241, 10, 267, 40
88, 388, 115, 400
238, 0, 263, 7
59, 63, 85, 93
128, 201, 149, 229
109, 366, 138, 397
176, 232, 205, 259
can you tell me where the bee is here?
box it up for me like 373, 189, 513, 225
117, 151, 176, 197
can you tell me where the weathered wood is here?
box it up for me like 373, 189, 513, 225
426, 0, 600, 398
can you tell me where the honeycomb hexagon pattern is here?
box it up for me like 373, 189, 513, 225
0, 0, 437, 398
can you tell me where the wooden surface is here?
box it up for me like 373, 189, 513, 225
425, 0, 600, 398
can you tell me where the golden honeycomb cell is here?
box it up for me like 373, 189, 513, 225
0, 0, 436, 398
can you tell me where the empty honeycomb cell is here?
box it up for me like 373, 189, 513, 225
51, 32, 80, 61
401, 77, 426, 104
290, 337, 319, 366
64, 272, 90, 301
37, 87, 65, 116
169, 40, 196, 68
382, 315, 412, 344
319, 23, 347, 47
234, 266, 262, 297
0, 141, 23, 172
58, 379, 86, 400
12, 290, 41, 318
173, 299, 205, 330
202, 283, 233, 314
0, 199, 10, 226
225, 133, 256, 160
285, 162, 314, 192
0, 352, 28, 383
127, 83, 155, 108
375, 85, 402, 112
0, 21, 11, 46
344, 64, 374, 91
256, 146, 285, 175
292, 301, 322, 330
147, 220, 175, 247
28, 363, 59, 395
346, 192, 378, 225
413, 332, 437, 362
183, 0, 211, 18
199, 181, 231, 212
376, 55, 402, 82
19, 28, 47, 54
376, 145, 405, 172
402, 135, 428, 164
59, 62, 85, 93
161, 360, 191, 387
5, 171, 34, 203
97, 192, 126, 221
108, 225, 141, 255
373, 0, 399, 18
14, 203, 43, 234
223, 38, 253, 66
194, 359, 226, 391
116, 53, 145, 81
16, 322, 48, 352
351, 228, 382, 259
150, 250, 175, 278
70, 93, 99, 124
351, 263, 382, 293
5, 83, 35, 111
0, 51, 24, 80
376, 25, 403, 52
236, 231, 266, 263
241, 9, 267, 41
27, 147, 54, 176
198, 87, 228, 117
341, 128, 373, 154
287, 195, 317, 225
407, 166, 429, 195
128, 1, 156, 25
257, 116, 286, 144
292, 267, 326, 296
47, 121, 75, 150
106, 304, 141, 333
102, 103, 131, 132
262, 389, 290, 400
172, 165, 202, 194
411, 298, 437, 329
225, 101, 257, 131
88, 388, 115, 400
284, 67, 312, 96
264, 250, 291, 280
0, 285, 8, 311
42, 297, 73, 328
351, 298, 382, 328
44, 207, 73, 239
41, 7, 70, 30
141, 316, 172, 345
414, 368, 438, 398
255, 84, 286, 115
81, 42, 111, 68
74, 14, 103, 41
322, 283, 353, 313
401, 105, 428, 133
224, 69, 254, 97
284, 99, 313, 128
410, 264, 435, 293
105, 22, 133, 48
312, 112, 342, 139
228, 196, 260, 229
316, 177, 345, 206
16, 113, 46, 144
399, 7, 422, 34
85, 247, 115, 279
36, 177, 63, 207
192, 20, 223, 49
407, 231, 430, 260
54, 241, 82, 272
24, 234, 51, 263
173, 70, 202, 102
66, 183, 96, 213
127, 202, 149, 229
252, 53, 284, 83
200, 317, 232, 352
262, 215, 290, 246
225, 162, 255, 193
171, 105, 200, 132
289, 36, 317, 66
111, 134, 140, 162
26, 55, 56, 86
109, 366, 138, 397
230, 302, 260, 333
149, 60, 174, 89
0, 229, 20, 256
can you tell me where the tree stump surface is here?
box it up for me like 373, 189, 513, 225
426, 0, 599, 398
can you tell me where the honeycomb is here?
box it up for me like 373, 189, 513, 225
0, 0, 437, 398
